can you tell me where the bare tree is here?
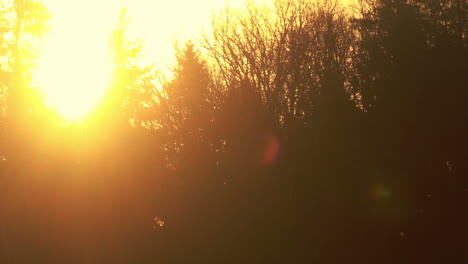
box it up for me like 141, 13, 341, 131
203, 0, 356, 128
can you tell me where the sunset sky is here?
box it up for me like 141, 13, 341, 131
36, 0, 262, 119
41, 0, 255, 64
123, 0, 249, 63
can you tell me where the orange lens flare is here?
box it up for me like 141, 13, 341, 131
260, 134, 280, 166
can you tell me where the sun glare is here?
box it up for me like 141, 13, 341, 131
35, 0, 120, 120
34, 0, 255, 120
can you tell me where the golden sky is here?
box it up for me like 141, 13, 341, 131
124, 0, 243, 54
33, 0, 279, 119
35, 0, 352, 119
36, 0, 260, 119
122, 0, 265, 66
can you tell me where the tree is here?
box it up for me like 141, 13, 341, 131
0, 0, 50, 160
204, 0, 357, 128
96, 7, 155, 129
350, 1, 468, 260
159, 41, 219, 171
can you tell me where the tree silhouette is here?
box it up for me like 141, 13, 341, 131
156, 41, 221, 173
0, 0, 49, 160
351, 0, 468, 261
95, 7, 155, 129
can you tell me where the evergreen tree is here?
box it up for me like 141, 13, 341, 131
162, 41, 217, 171
97, 7, 155, 128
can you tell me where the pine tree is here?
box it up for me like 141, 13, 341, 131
163, 41, 216, 171
96, 7, 154, 128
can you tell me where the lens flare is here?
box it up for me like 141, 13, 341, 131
260, 134, 280, 165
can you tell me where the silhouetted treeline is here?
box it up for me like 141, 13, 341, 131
0, 0, 467, 263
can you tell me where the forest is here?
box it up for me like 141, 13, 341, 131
0, 0, 467, 263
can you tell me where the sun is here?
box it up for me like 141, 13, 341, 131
34, 0, 260, 120
35, 0, 120, 120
